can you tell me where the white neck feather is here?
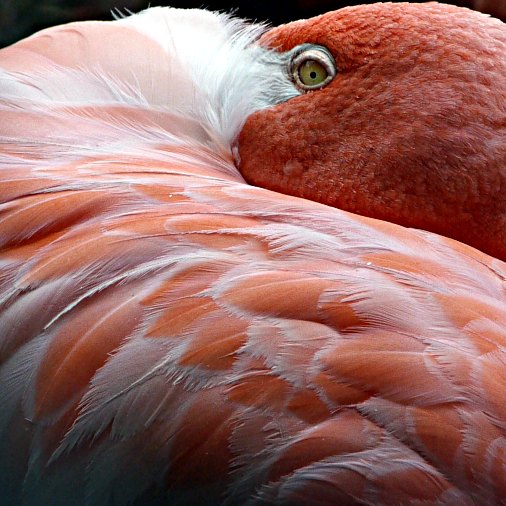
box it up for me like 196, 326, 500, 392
116, 7, 299, 151
0, 8, 299, 160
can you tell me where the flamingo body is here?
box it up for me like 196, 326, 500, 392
1, 5, 506, 505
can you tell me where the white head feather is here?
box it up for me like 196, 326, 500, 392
0, 8, 299, 160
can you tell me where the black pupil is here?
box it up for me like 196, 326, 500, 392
310, 71, 317, 80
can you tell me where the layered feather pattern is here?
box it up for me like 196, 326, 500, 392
1, 6, 506, 506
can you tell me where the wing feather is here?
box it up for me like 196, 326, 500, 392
2, 7, 506, 506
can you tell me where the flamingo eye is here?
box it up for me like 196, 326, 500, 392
290, 45, 336, 91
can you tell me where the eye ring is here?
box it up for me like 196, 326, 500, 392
289, 44, 337, 91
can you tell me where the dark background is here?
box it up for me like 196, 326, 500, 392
1, 0, 505, 48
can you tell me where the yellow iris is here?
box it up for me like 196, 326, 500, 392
289, 45, 336, 91
298, 60, 329, 87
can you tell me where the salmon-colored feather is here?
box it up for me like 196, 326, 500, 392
1, 4, 506, 506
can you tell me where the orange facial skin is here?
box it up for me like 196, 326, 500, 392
238, 3, 506, 261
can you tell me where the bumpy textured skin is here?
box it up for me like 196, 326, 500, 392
2, 5, 506, 506
238, 3, 506, 262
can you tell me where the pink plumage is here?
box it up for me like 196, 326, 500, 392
1, 4, 506, 505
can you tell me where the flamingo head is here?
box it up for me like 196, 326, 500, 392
237, 2, 506, 261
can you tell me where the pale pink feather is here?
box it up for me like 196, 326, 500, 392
1, 7, 506, 506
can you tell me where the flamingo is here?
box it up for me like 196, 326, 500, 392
1, 3, 505, 505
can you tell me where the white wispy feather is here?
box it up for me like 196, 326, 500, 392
0, 7, 299, 162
